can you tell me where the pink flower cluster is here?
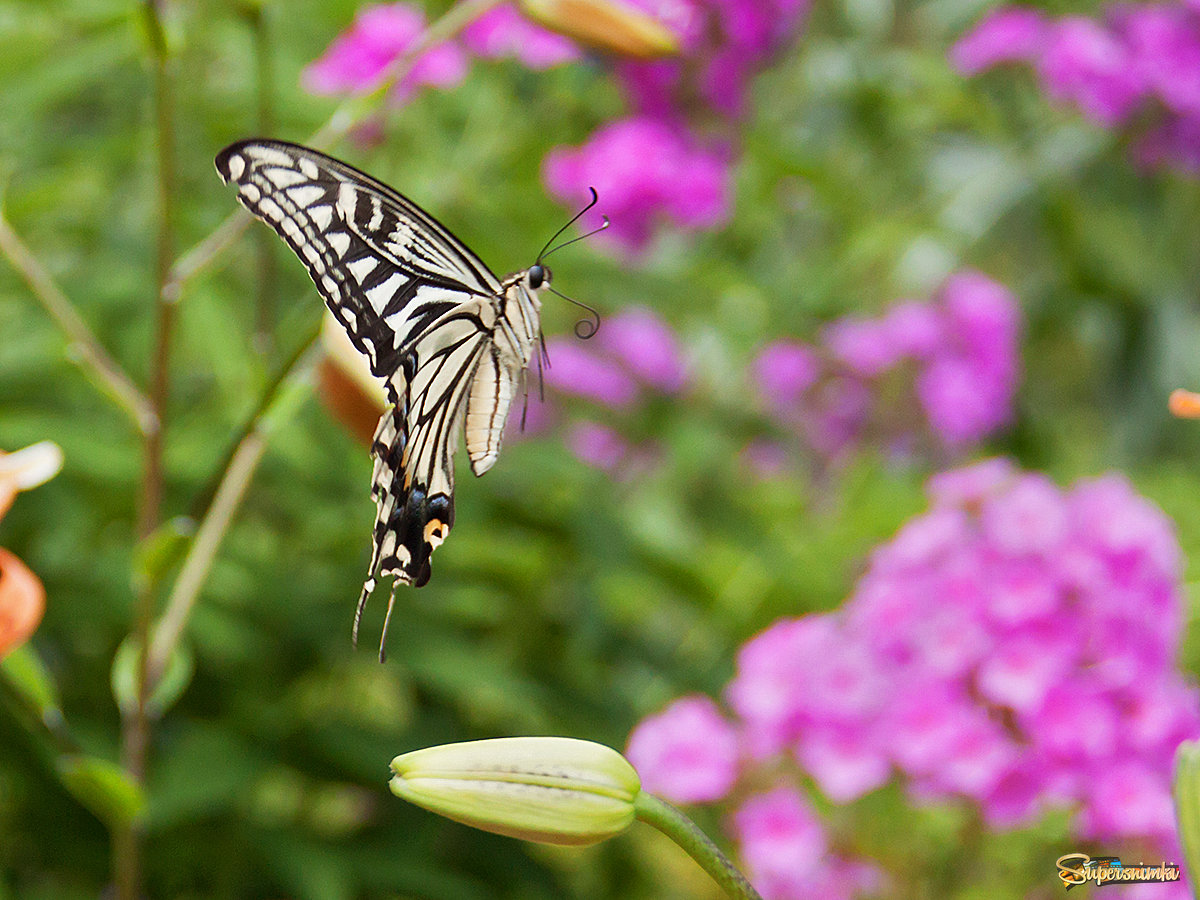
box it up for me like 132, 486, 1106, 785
305, 0, 813, 252
619, 0, 812, 118
545, 0, 813, 251
952, 1, 1200, 174
543, 117, 729, 250
627, 460, 1199, 898
535, 307, 688, 473
303, 2, 577, 99
626, 697, 884, 900
749, 270, 1021, 468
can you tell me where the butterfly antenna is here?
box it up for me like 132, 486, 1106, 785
353, 576, 376, 648
378, 578, 399, 663
537, 187, 600, 263
550, 287, 601, 339
541, 217, 610, 261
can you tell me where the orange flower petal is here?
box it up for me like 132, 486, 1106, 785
519, 0, 680, 59
1170, 389, 1200, 419
0, 547, 46, 658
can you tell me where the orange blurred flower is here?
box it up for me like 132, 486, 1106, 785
0, 548, 44, 658
0, 441, 62, 657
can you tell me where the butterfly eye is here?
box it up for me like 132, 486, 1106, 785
528, 265, 547, 289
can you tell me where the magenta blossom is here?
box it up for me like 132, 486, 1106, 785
953, 2, 1200, 175
302, 3, 468, 99
461, 4, 580, 69
1038, 16, 1145, 126
751, 341, 820, 412
950, 6, 1048, 75
542, 340, 640, 407
626, 695, 740, 803
543, 116, 730, 252
732, 787, 882, 900
751, 270, 1021, 465
596, 308, 688, 392
564, 421, 629, 471
631, 460, 1199, 882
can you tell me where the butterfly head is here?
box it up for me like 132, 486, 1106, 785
526, 264, 551, 291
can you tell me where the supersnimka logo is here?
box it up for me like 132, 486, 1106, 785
1056, 853, 1182, 890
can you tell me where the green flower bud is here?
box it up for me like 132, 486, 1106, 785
389, 737, 641, 846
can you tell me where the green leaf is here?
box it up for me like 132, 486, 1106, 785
0, 644, 62, 725
131, 515, 195, 595
110, 635, 194, 719
56, 755, 145, 827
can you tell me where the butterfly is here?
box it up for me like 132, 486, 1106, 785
215, 139, 601, 659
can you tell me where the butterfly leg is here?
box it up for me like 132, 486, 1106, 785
378, 577, 400, 663
352, 575, 375, 649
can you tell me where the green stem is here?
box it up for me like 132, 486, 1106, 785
147, 328, 321, 692
634, 793, 763, 900
1173, 740, 1200, 898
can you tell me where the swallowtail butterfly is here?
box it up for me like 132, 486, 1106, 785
216, 139, 597, 659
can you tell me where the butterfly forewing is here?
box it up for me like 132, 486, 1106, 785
216, 139, 539, 655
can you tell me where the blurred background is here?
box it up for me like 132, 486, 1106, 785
4, 0, 1200, 897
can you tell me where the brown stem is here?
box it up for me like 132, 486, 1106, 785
247, 0, 278, 351
117, 3, 175, 898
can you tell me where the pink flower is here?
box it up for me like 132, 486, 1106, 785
302, 3, 468, 99
950, 7, 1049, 75
626, 696, 740, 803
564, 422, 629, 470
979, 473, 1068, 558
752, 341, 820, 410
732, 788, 828, 900
1037, 16, 1145, 126
596, 308, 688, 392
543, 117, 730, 252
927, 458, 1016, 507
461, 4, 580, 69
543, 339, 639, 407
1120, 4, 1200, 117
940, 270, 1021, 369
1078, 761, 1177, 842
822, 316, 903, 378
726, 617, 837, 758
881, 300, 943, 358
794, 725, 891, 802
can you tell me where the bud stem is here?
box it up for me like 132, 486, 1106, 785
634, 792, 763, 900
1173, 740, 1200, 896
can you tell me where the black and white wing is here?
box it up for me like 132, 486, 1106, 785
215, 139, 504, 646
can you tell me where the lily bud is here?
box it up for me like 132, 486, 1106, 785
518, 0, 680, 59
389, 737, 641, 846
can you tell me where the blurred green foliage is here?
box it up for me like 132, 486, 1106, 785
4, 0, 1200, 897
